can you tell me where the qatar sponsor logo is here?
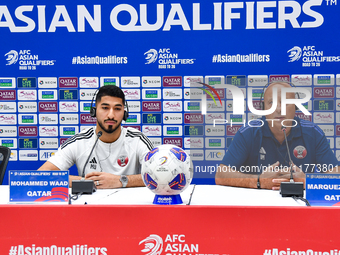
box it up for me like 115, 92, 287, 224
336, 125, 340, 136
227, 125, 242, 136
184, 113, 203, 124
163, 138, 183, 148
206, 88, 225, 99
79, 77, 99, 88
80, 114, 96, 124
0, 90, 16, 100
19, 126, 37, 136
60, 138, 68, 145
163, 76, 182, 87
269, 75, 290, 83
39, 102, 58, 112
142, 101, 161, 112
295, 112, 312, 122
59, 77, 78, 88
313, 87, 334, 98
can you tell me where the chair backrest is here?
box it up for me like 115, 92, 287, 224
0, 146, 11, 185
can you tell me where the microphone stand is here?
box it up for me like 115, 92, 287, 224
71, 131, 102, 195
280, 126, 304, 197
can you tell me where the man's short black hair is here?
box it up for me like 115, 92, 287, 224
95, 85, 125, 104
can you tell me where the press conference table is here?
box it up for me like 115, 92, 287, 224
1, 185, 339, 254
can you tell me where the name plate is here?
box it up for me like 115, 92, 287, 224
9, 170, 69, 203
306, 174, 340, 206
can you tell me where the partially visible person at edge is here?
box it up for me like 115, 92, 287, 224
215, 82, 339, 190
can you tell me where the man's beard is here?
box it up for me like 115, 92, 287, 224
98, 119, 122, 134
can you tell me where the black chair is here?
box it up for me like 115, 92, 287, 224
0, 146, 11, 185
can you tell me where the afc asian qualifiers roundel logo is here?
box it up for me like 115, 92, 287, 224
139, 234, 163, 255
117, 155, 129, 167
293, 145, 307, 159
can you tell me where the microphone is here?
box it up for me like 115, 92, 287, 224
72, 131, 103, 195
280, 125, 304, 197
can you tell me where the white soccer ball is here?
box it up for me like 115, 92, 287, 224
142, 144, 193, 195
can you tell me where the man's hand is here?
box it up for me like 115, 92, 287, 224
270, 162, 306, 190
260, 161, 291, 190
85, 172, 122, 189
